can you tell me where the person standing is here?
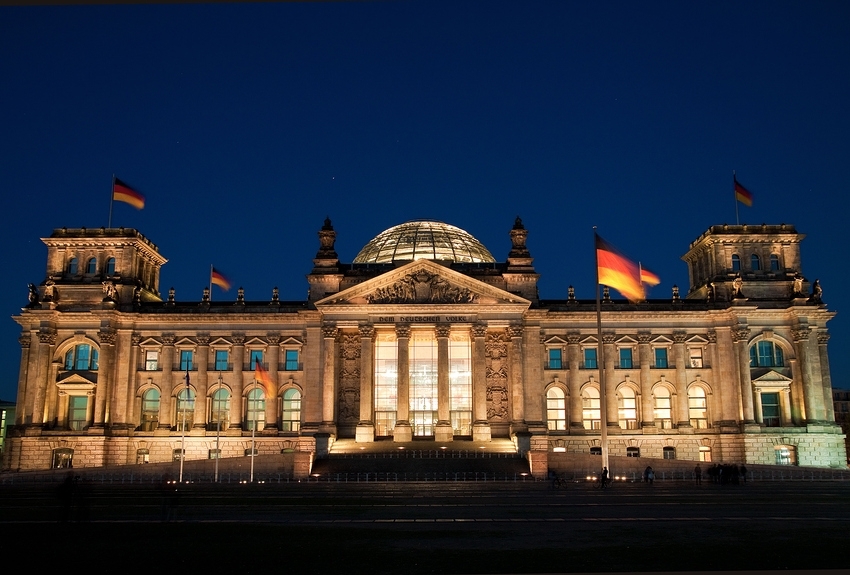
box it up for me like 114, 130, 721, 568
694, 464, 702, 485
601, 467, 609, 489
739, 464, 748, 484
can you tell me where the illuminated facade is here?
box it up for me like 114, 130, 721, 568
3, 219, 845, 473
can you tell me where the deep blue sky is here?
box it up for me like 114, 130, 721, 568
1, 2, 848, 402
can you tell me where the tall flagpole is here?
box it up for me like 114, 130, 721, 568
593, 228, 609, 473
250, 376, 257, 483
215, 372, 222, 483
108, 174, 115, 228
733, 170, 740, 225
209, 265, 214, 303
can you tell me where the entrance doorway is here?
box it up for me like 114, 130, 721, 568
412, 410, 436, 437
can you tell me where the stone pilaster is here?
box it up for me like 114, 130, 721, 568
508, 324, 526, 435
157, 335, 175, 431
194, 336, 210, 429
394, 324, 412, 442
732, 327, 755, 424
567, 333, 583, 431
794, 326, 826, 424
434, 324, 453, 442
817, 332, 835, 422
602, 333, 618, 432
320, 324, 338, 435
229, 334, 245, 431
637, 332, 654, 430
264, 335, 280, 431
471, 324, 490, 441
15, 334, 32, 426
356, 324, 375, 442
92, 329, 116, 428
672, 331, 691, 430
29, 330, 55, 429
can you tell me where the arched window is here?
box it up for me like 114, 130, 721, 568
769, 254, 780, 271
663, 446, 676, 460
175, 388, 195, 431
688, 386, 708, 429
731, 254, 741, 271
210, 388, 230, 431
751, 254, 761, 271
106, 257, 116, 276
281, 388, 301, 432
617, 387, 638, 429
581, 386, 601, 430
750, 341, 784, 367
654, 387, 672, 429
246, 388, 265, 431
64, 344, 99, 371
86, 257, 97, 274
68, 257, 78, 275
140, 389, 160, 431
546, 387, 566, 431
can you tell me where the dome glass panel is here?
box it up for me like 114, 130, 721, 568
353, 220, 495, 264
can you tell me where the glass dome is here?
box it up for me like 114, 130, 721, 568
353, 220, 496, 264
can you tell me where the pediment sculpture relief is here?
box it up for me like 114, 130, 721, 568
366, 270, 477, 304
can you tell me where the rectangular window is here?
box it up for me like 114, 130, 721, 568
689, 348, 704, 368
619, 348, 633, 369
214, 350, 229, 371
179, 350, 193, 371
583, 348, 597, 369
68, 396, 88, 431
761, 392, 780, 427
284, 349, 299, 371
145, 350, 158, 371
547, 348, 562, 370
249, 350, 264, 370
654, 348, 668, 369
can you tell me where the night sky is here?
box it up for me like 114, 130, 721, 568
1, 2, 848, 403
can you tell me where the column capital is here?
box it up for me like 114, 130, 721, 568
817, 332, 830, 345
38, 330, 56, 345
731, 327, 750, 343
471, 323, 487, 338
672, 331, 687, 344
196, 334, 210, 346
395, 323, 411, 338
506, 324, 523, 339
792, 327, 811, 342
98, 329, 117, 346
706, 329, 717, 344
322, 325, 338, 339
162, 334, 176, 346
435, 324, 451, 339
231, 333, 245, 345
566, 332, 581, 345
602, 332, 616, 345
359, 324, 375, 339
19, 334, 31, 348
131, 333, 142, 346
637, 331, 652, 344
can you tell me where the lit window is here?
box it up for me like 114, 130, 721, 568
282, 388, 301, 432
654, 387, 672, 428
52, 448, 74, 469
626, 447, 640, 457
761, 392, 780, 427
688, 387, 708, 429
374, 333, 399, 437
619, 348, 633, 369
699, 446, 712, 462
731, 254, 741, 271
106, 257, 116, 276
775, 445, 796, 465
582, 386, 601, 430
249, 350, 263, 370
210, 388, 230, 431
214, 350, 229, 371
64, 344, 99, 371
751, 254, 761, 271
246, 388, 265, 431
449, 332, 472, 436
86, 257, 97, 274
663, 446, 676, 460
179, 350, 194, 371
136, 448, 149, 464
145, 350, 159, 371
68, 396, 88, 430
654, 348, 668, 369
209, 449, 221, 460
68, 257, 78, 275
175, 388, 194, 431
618, 387, 638, 429
547, 387, 566, 431
689, 348, 703, 368
173, 449, 185, 461
583, 348, 597, 369
750, 341, 784, 367
284, 349, 299, 371
547, 348, 563, 370
769, 254, 780, 271
140, 389, 160, 431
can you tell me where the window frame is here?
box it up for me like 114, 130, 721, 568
284, 349, 299, 371
583, 348, 598, 369
654, 347, 668, 369
618, 347, 633, 369
546, 386, 567, 431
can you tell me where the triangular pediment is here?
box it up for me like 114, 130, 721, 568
56, 371, 97, 388
316, 259, 531, 307
752, 370, 792, 384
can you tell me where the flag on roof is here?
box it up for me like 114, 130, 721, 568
211, 267, 231, 291
734, 178, 753, 207
113, 178, 145, 210
596, 234, 645, 302
640, 265, 661, 286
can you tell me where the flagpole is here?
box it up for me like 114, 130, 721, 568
108, 174, 115, 228
593, 228, 609, 474
215, 372, 222, 483
250, 377, 256, 483
209, 265, 213, 303
733, 171, 740, 225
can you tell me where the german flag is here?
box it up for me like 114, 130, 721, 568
640, 266, 660, 286
596, 234, 645, 302
734, 178, 753, 207
113, 178, 145, 210
254, 362, 275, 398
211, 267, 231, 291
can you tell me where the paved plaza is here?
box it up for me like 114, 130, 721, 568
0, 477, 848, 574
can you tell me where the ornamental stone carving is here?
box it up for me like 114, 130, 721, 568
231, 333, 245, 345
395, 324, 410, 339
435, 324, 451, 339
567, 332, 581, 345
359, 325, 375, 339
19, 334, 31, 348
366, 270, 476, 304
731, 327, 750, 343
485, 331, 509, 422
338, 332, 362, 423
602, 332, 616, 344
341, 334, 361, 360
672, 331, 687, 344
817, 332, 830, 345
132, 334, 142, 346
637, 332, 652, 344
507, 325, 523, 339
707, 330, 717, 344
196, 335, 210, 346
38, 331, 56, 345
792, 327, 811, 342
471, 324, 487, 339
98, 331, 116, 345
322, 325, 338, 339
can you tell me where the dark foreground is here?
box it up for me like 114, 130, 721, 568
1, 478, 848, 574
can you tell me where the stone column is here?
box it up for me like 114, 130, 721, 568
781, 388, 792, 424
637, 332, 654, 430
753, 387, 764, 424
435, 324, 453, 442
320, 325, 338, 435
706, 330, 728, 426
672, 331, 691, 430
471, 324, 490, 441
29, 330, 55, 429
508, 324, 526, 434
602, 333, 618, 432
732, 327, 755, 424
817, 332, 836, 422
394, 324, 412, 442
715, 328, 741, 426
157, 335, 175, 431
794, 326, 825, 424
355, 324, 375, 442
15, 334, 32, 426
93, 329, 116, 428
194, 336, 210, 429
229, 334, 245, 430
567, 333, 583, 431
265, 336, 281, 431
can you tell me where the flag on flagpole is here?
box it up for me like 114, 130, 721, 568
734, 178, 753, 207
211, 268, 231, 291
640, 265, 661, 286
596, 234, 645, 301
113, 178, 145, 209
254, 362, 275, 398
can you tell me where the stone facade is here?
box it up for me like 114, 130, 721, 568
3, 221, 845, 472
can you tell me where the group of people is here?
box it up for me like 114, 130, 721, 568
704, 463, 747, 485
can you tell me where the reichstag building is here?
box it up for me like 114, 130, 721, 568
3, 218, 845, 474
